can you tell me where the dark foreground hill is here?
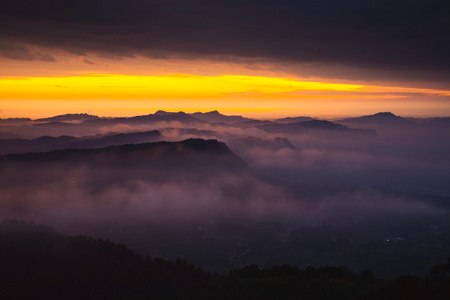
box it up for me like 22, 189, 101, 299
1, 220, 449, 300
0, 219, 209, 299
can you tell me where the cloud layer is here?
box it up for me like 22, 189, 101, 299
1, 0, 449, 82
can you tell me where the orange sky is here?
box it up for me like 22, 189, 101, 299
1, 53, 450, 119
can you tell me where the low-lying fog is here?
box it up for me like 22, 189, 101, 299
1, 111, 449, 277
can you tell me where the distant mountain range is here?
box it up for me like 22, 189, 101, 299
0, 118, 32, 123
2, 111, 449, 142
79, 111, 203, 127
35, 113, 100, 122
4, 111, 446, 131
2, 111, 448, 126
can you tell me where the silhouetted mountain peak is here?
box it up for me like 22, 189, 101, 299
198, 110, 223, 117
179, 138, 231, 153
374, 112, 396, 117
339, 112, 411, 125
36, 113, 99, 122
154, 110, 168, 115
154, 110, 187, 116
370, 112, 405, 121
79, 111, 202, 127
191, 111, 253, 124
193, 110, 222, 115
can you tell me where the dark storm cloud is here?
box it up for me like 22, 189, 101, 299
0, 42, 35, 60
1, 0, 449, 79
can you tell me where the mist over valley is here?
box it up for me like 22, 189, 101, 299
1, 111, 449, 278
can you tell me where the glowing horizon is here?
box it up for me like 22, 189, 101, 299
1, 73, 450, 119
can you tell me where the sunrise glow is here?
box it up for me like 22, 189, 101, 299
1, 73, 449, 119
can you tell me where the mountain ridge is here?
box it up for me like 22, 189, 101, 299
0, 138, 246, 174
190, 111, 254, 124
338, 112, 413, 125
35, 113, 100, 122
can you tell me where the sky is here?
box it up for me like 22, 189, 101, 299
1, 0, 449, 119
